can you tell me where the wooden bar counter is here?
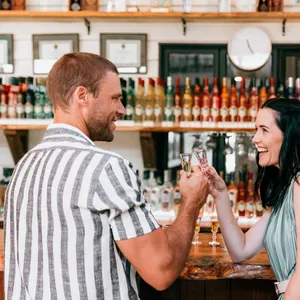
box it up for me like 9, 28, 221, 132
0, 231, 277, 300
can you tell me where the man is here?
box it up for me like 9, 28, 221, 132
4, 52, 209, 299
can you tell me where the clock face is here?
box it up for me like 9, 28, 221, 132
227, 27, 272, 71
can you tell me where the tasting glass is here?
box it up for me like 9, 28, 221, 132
209, 215, 220, 246
179, 153, 192, 177
194, 148, 208, 172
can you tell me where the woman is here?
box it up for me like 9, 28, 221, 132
207, 98, 300, 299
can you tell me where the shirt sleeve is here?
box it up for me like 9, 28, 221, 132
98, 156, 160, 240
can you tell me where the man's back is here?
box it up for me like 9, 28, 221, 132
4, 124, 159, 300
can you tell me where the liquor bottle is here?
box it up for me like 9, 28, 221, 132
287, 77, 295, 99
81, 0, 98, 11
192, 78, 201, 122
296, 78, 300, 100
255, 194, 264, 218
7, 77, 18, 119
135, 78, 145, 123
238, 78, 248, 122
220, 77, 229, 122
258, 0, 268, 11
160, 169, 173, 212
144, 78, 155, 121
125, 78, 135, 121
44, 93, 54, 119
23, 77, 33, 119
154, 77, 165, 123
35, 78, 46, 119
164, 76, 174, 121
201, 77, 211, 122
70, 0, 81, 10
268, 77, 276, 99
248, 78, 259, 122
0, 92, 7, 118
12, 0, 25, 10
148, 170, 160, 211
173, 170, 181, 217
276, 78, 285, 98
211, 77, 220, 123
228, 78, 238, 122
1, 0, 11, 10
237, 171, 246, 217
16, 89, 24, 119
245, 172, 255, 219
120, 78, 127, 120
174, 77, 182, 123
182, 77, 192, 121
227, 172, 238, 213
259, 77, 268, 107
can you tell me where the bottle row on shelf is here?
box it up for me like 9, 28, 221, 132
0, 77, 54, 120
120, 75, 300, 125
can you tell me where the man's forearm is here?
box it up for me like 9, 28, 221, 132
163, 198, 201, 277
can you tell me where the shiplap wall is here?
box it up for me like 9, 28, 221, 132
1, 0, 300, 171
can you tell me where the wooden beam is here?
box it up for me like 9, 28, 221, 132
4, 130, 28, 165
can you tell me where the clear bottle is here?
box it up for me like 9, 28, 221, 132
160, 169, 173, 212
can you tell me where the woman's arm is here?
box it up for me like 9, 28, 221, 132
283, 179, 300, 299
207, 166, 271, 262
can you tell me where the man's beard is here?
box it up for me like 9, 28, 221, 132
87, 111, 114, 142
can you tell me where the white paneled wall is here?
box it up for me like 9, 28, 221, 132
1, 0, 300, 170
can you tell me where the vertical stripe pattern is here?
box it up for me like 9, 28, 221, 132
4, 123, 160, 300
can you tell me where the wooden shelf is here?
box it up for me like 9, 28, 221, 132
0, 11, 299, 22
0, 119, 255, 132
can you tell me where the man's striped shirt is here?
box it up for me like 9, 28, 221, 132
4, 123, 159, 300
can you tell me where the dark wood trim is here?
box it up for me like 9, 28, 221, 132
4, 130, 28, 164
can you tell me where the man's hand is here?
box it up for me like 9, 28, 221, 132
179, 166, 209, 209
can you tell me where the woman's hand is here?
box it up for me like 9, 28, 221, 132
206, 166, 227, 199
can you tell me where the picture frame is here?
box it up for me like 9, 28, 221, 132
0, 34, 13, 74
32, 33, 79, 74
100, 33, 147, 74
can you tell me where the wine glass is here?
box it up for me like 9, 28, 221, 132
179, 153, 192, 177
193, 148, 208, 172
209, 215, 220, 246
192, 216, 202, 245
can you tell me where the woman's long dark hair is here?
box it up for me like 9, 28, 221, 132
254, 98, 300, 211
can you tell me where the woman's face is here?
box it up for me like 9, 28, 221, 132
252, 108, 284, 168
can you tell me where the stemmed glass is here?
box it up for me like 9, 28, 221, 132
194, 148, 208, 172
179, 153, 192, 177
209, 215, 220, 246
191, 215, 202, 245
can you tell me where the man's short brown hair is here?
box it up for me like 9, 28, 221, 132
47, 52, 119, 111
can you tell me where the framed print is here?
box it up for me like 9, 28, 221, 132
100, 33, 147, 74
32, 33, 79, 74
0, 34, 13, 74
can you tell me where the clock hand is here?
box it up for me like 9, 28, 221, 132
246, 39, 254, 54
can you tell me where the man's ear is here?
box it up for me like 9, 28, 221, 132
74, 86, 89, 106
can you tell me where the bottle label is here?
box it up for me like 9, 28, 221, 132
229, 106, 238, 117
145, 107, 153, 117
220, 107, 229, 117
202, 107, 210, 118
16, 104, 24, 115
126, 105, 133, 116
154, 106, 161, 116
256, 201, 263, 212
161, 189, 172, 211
249, 107, 258, 118
164, 106, 173, 117
246, 202, 254, 213
238, 107, 247, 118
192, 106, 200, 118
34, 104, 42, 114
183, 107, 191, 117
228, 190, 237, 210
173, 191, 181, 204
174, 107, 181, 117
0, 104, 7, 114
211, 107, 219, 117
135, 105, 143, 116
25, 103, 33, 114
237, 201, 246, 212
8, 105, 15, 117
44, 103, 52, 114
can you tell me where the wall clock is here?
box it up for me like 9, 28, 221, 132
228, 27, 272, 71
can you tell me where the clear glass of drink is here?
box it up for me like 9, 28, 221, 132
179, 153, 192, 177
194, 148, 208, 172
192, 216, 202, 245
209, 215, 220, 246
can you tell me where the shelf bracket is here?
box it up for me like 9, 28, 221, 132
282, 18, 287, 36
84, 18, 91, 35
181, 18, 187, 36
4, 130, 28, 165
